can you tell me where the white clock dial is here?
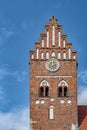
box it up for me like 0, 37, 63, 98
45, 58, 60, 72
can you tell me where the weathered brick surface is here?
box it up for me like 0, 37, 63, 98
30, 16, 78, 130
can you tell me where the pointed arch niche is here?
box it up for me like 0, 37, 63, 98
39, 80, 50, 97
49, 105, 54, 119
58, 80, 68, 97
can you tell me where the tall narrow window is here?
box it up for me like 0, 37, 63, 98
58, 32, 61, 47
46, 52, 49, 59
40, 80, 50, 97
31, 54, 34, 59
68, 48, 71, 59
39, 87, 44, 97
58, 87, 62, 97
52, 26, 55, 46
58, 52, 61, 59
64, 87, 67, 97
63, 52, 66, 59
63, 40, 66, 48
49, 106, 54, 119
58, 80, 68, 97
36, 48, 39, 59
52, 51, 55, 57
73, 55, 76, 60
42, 40, 44, 47
47, 31, 49, 48
45, 87, 49, 97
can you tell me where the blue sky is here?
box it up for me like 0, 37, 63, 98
0, 0, 87, 129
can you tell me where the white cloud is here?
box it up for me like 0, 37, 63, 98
0, 107, 29, 130
1, 27, 14, 39
0, 65, 12, 80
78, 70, 87, 84
0, 27, 14, 45
16, 71, 27, 82
0, 65, 27, 83
78, 70, 87, 105
78, 86, 87, 105
0, 65, 27, 105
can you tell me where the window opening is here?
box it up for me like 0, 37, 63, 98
39, 87, 44, 97
52, 51, 55, 57
64, 87, 67, 97
46, 52, 49, 59
39, 80, 50, 97
63, 52, 66, 59
45, 87, 49, 97
49, 106, 54, 119
58, 52, 61, 59
58, 80, 68, 97
58, 87, 62, 97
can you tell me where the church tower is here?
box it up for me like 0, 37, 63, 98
30, 16, 78, 130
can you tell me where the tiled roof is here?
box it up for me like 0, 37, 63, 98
78, 106, 87, 130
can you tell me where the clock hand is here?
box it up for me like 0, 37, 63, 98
51, 62, 56, 67
51, 60, 55, 66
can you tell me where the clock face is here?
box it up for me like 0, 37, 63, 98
45, 58, 60, 72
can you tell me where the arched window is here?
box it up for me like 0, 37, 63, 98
63, 40, 66, 48
36, 48, 39, 59
39, 80, 49, 97
52, 26, 55, 46
64, 87, 67, 96
46, 31, 49, 48
63, 52, 66, 59
39, 87, 44, 97
68, 48, 71, 59
58, 87, 62, 97
42, 39, 44, 47
45, 87, 49, 97
58, 52, 61, 59
46, 52, 49, 59
58, 80, 68, 97
49, 105, 54, 119
31, 54, 34, 59
41, 52, 44, 59
58, 32, 61, 47
51, 51, 55, 57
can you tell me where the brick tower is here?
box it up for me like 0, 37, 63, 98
30, 16, 78, 130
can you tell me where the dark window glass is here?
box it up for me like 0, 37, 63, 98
58, 87, 62, 97
40, 87, 44, 97
64, 87, 67, 97
45, 87, 49, 97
